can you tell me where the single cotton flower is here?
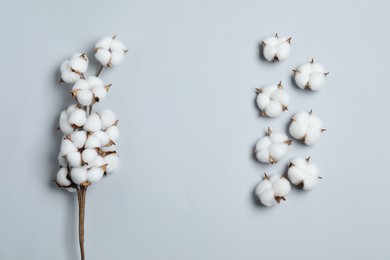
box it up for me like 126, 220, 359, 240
254, 127, 292, 164
256, 81, 289, 117
293, 59, 329, 91
287, 157, 321, 190
289, 110, 325, 145
255, 173, 291, 207
95, 35, 128, 67
262, 33, 292, 62
60, 53, 89, 83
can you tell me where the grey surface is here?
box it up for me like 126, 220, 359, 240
0, 0, 389, 259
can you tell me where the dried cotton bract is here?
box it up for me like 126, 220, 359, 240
255, 127, 292, 164
287, 157, 321, 190
255, 173, 291, 207
95, 35, 128, 67
289, 110, 325, 145
256, 81, 289, 117
262, 33, 292, 62
293, 59, 329, 91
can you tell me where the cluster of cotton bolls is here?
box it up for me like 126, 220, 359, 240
253, 33, 329, 207
55, 36, 127, 192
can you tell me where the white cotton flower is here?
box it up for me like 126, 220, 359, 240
68, 108, 87, 127
60, 138, 77, 156
256, 82, 289, 117
82, 149, 98, 164
101, 144, 116, 152
66, 188, 77, 193
84, 113, 102, 132
288, 157, 321, 190
70, 131, 87, 148
105, 125, 119, 142
59, 111, 74, 136
255, 174, 291, 207
95, 36, 128, 67
104, 153, 119, 174
60, 53, 89, 83
93, 131, 110, 146
90, 156, 106, 168
58, 153, 68, 167
87, 167, 105, 183
293, 59, 329, 91
289, 110, 326, 145
255, 128, 292, 164
72, 77, 110, 105
57, 167, 71, 186
70, 167, 88, 185
98, 109, 117, 130
262, 33, 292, 62
67, 151, 82, 167
85, 135, 101, 149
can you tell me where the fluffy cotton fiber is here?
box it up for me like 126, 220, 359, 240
255, 128, 292, 164
262, 33, 292, 62
255, 174, 291, 207
256, 82, 289, 118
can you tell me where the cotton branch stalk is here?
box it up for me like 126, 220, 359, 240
55, 35, 127, 260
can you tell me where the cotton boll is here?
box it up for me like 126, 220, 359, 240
105, 125, 119, 142
82, 149, 98, 164
95, 49, 111, 66
58, 153, 68, 167
68, 109, 87, 127
288, 157, 321, 190
76, 89, 93, 106
92, 85, 107, 102
255, 174, 291, 207
256, 82, 289, 118
66, 104, 77, 115
61, 69, 81, 83
101, 144, 116, 152
86, 76, 104, 88
90, 156, 106, 168
69, 53, 88, 74
110, 50, 124, 66
72, 79, 89, 91
289, 111, 325, 145
67, 151, 82, 167
93, 131, 110, 146
56, 168, 71, 186
95, 36, 113, 49
293, 59, 328, 91
59, 111, 74, 135
70, 167, 88, 185
60, 138, 77, 156
104, 153, 119, 173
84, 113, 102, 132
85, 135, 101, 148
70, 131, 87, 148
67, 188, 77, 193
262, 34, 292, 62
254, 128, 292, 164
87, 167, 104, 183
95, 36, 127, 67
98, 109, 117, 130
60, 60, 69, 72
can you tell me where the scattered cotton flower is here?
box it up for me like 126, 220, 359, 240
293, 59, 329, 91
288, 157, 321, 190
262, 33, 291, 62
255, 127, 292, 164
255, 173, 291, 207
256, 81, 289, 117
289, 110, 325, 145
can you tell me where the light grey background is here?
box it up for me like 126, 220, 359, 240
0, 0, 389, 259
